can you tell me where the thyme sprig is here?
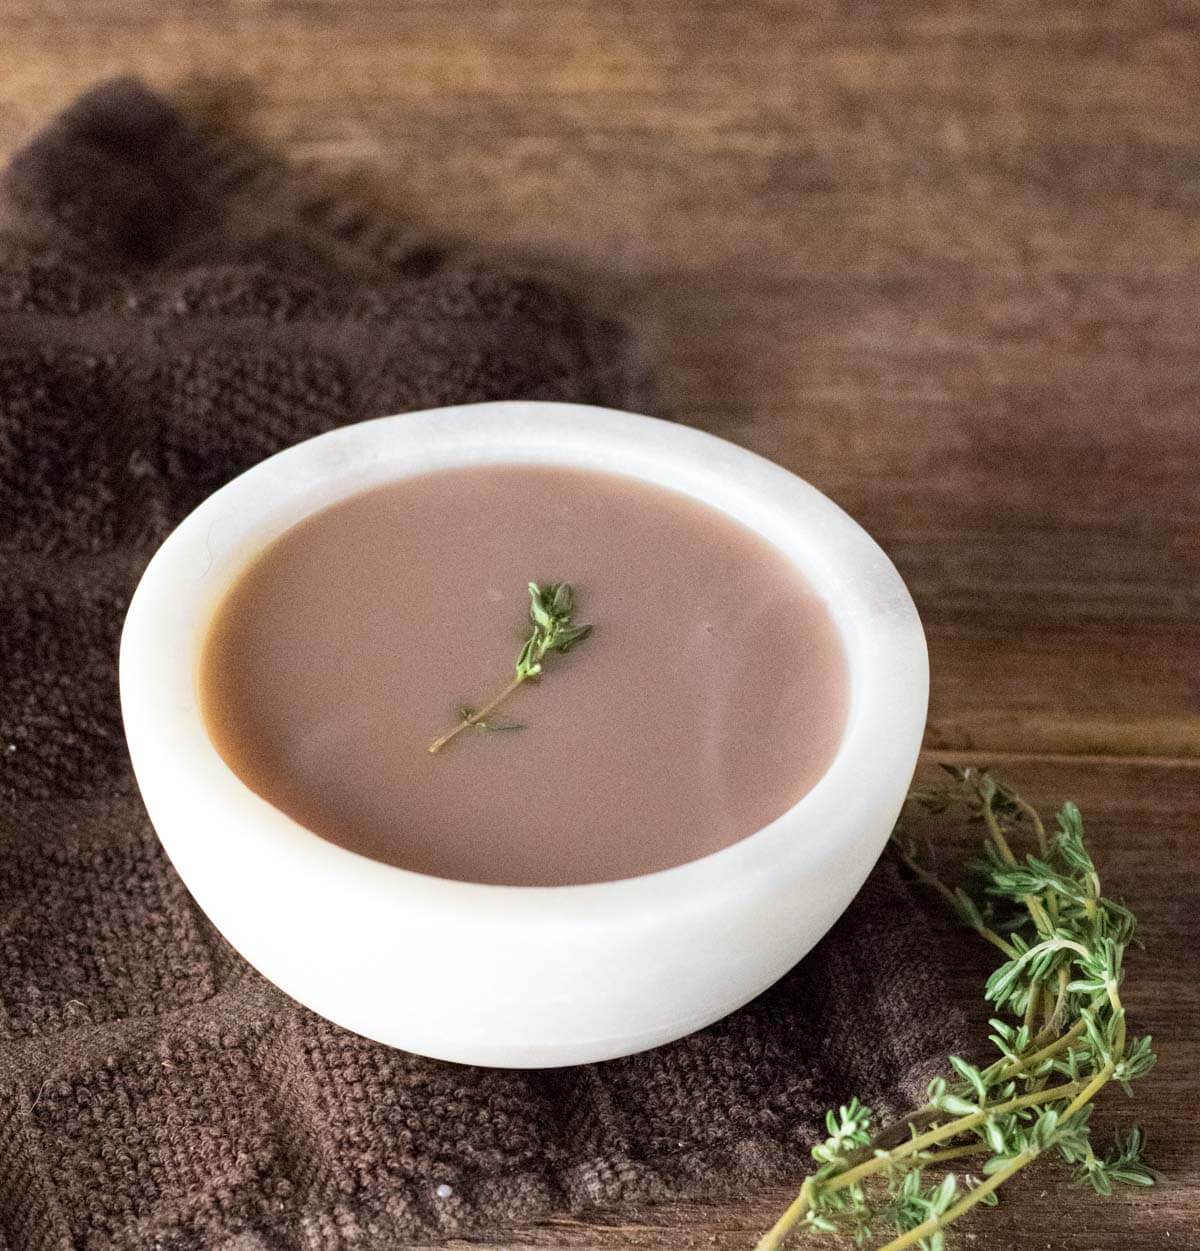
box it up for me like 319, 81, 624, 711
428, 582, 592, 754
756, 766, 1156, 1251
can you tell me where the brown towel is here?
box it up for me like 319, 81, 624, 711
0, 80, 965, 1251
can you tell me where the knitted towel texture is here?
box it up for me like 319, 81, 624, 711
0, 80, 965, 1251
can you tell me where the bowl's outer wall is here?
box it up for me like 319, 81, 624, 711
129, 757, 906, 1065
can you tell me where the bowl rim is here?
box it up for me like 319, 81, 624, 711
120, 400, 928, 932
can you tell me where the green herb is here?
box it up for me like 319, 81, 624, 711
756, 766, 1156, 1251
428, 581, 592, 754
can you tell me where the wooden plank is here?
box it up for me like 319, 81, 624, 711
0, 3, 1194, 760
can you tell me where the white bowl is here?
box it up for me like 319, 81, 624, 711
120, 401, 927, 1067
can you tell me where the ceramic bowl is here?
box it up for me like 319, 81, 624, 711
120, 400, 927, 1067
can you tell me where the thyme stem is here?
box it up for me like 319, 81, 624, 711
876, 1151, 1039, 1251
895, 844, 1017, 957
823, 1081, 1085, 1196
755, 1181, 814, 1251
428, 675, 526, 754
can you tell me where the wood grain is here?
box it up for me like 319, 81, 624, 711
0, 3, 1196, 1248
1, 2, 1197, 759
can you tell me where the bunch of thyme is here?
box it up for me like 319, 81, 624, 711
757, 766, 1156, 1251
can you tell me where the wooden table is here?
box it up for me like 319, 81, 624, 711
1, 3, 1196, 1247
